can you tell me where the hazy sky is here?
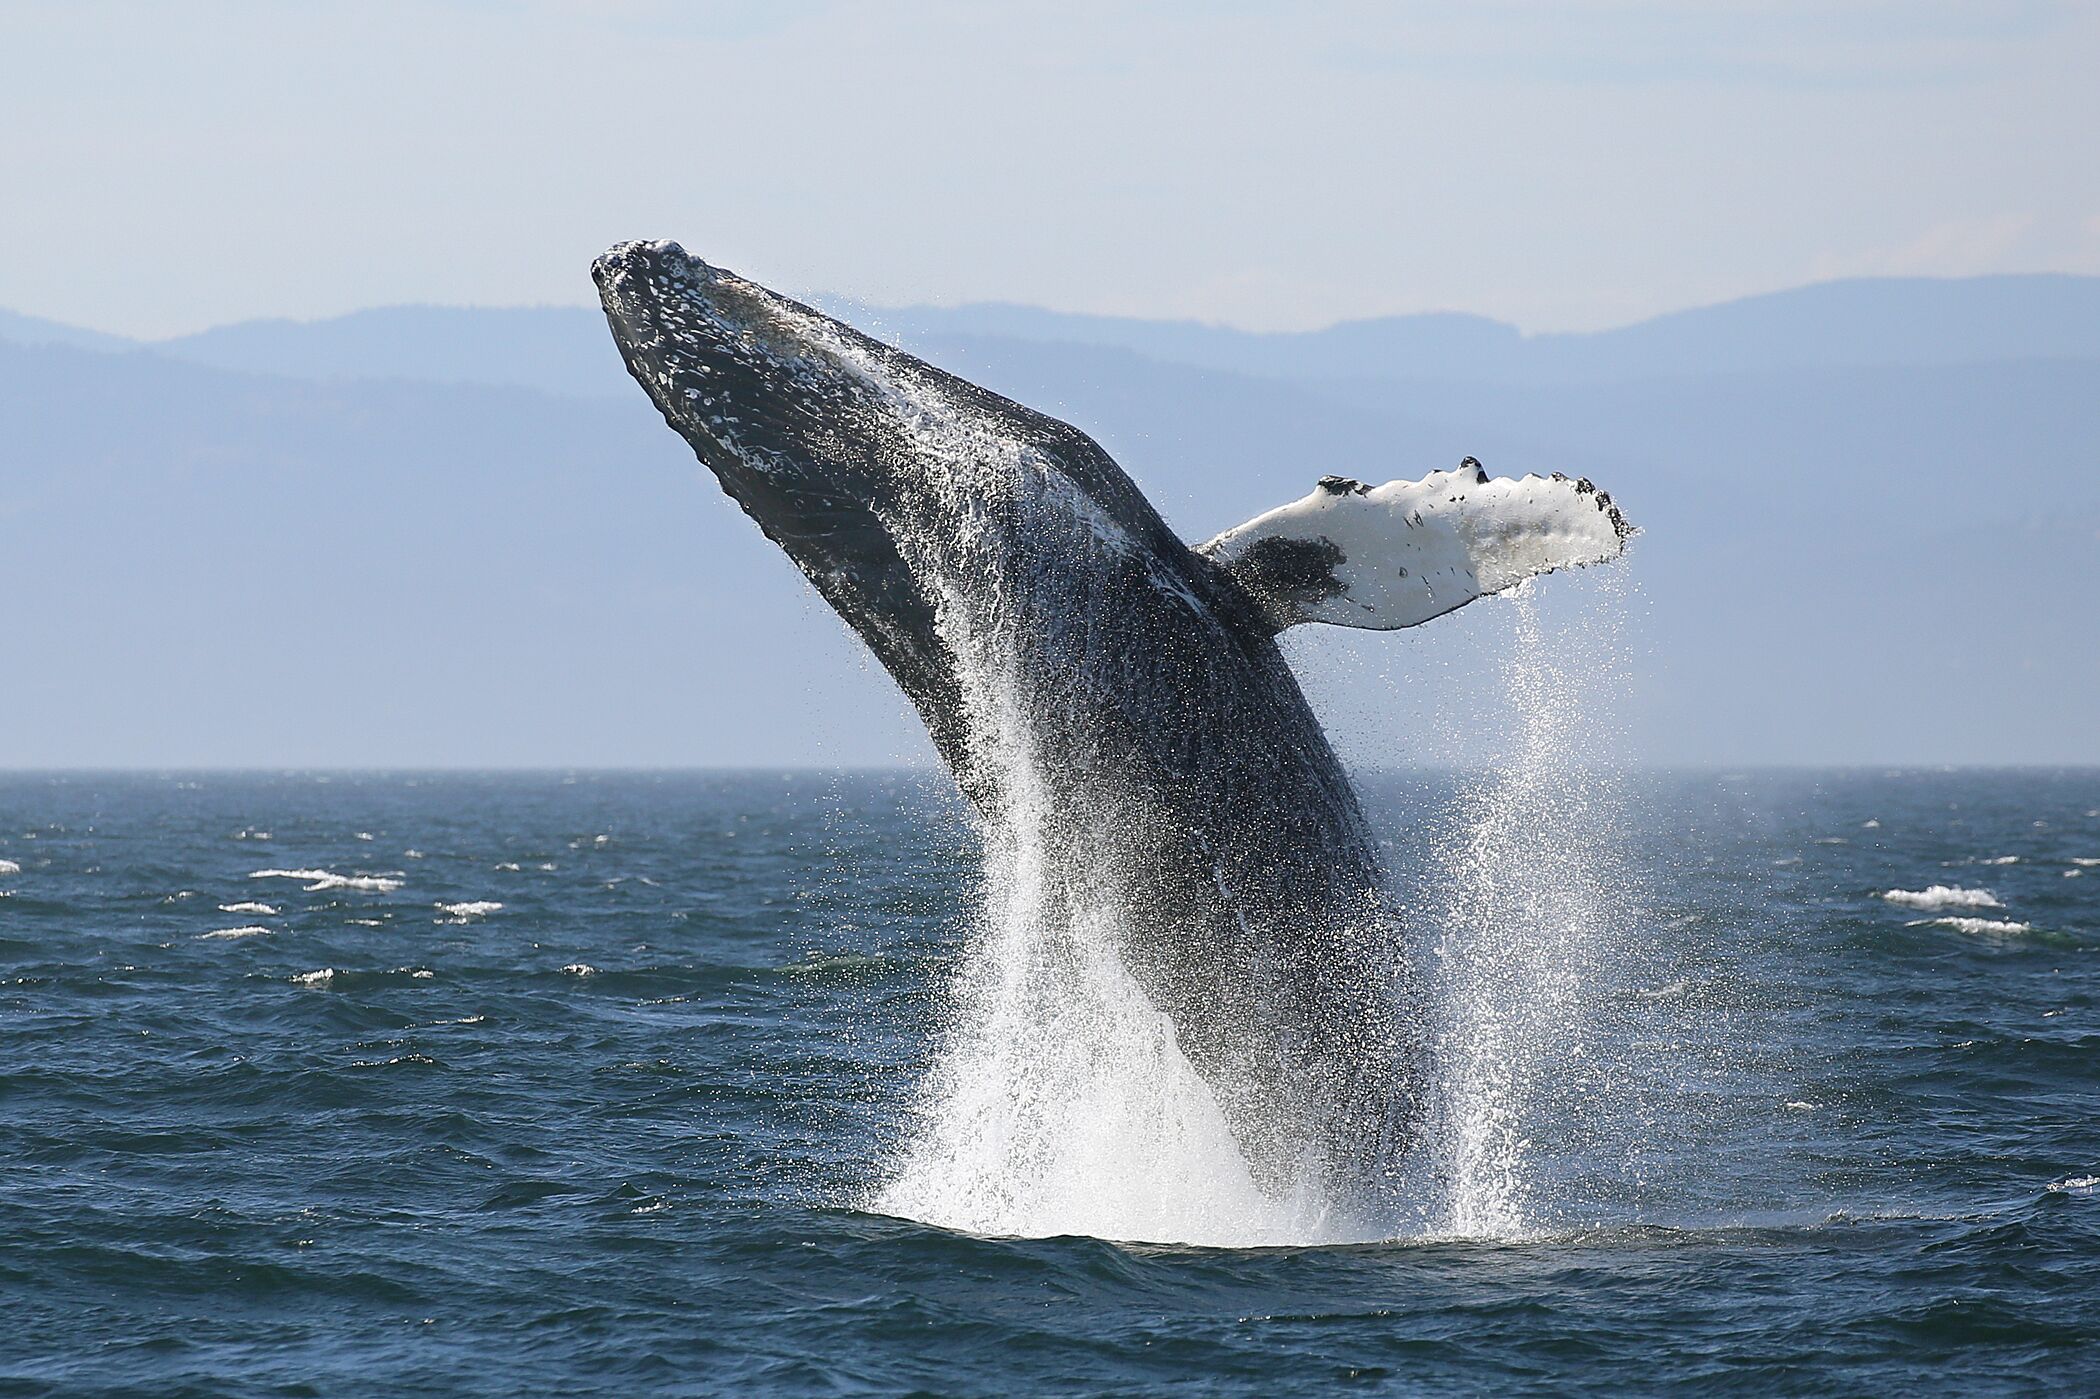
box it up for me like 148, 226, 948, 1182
5, 0, 2098, 337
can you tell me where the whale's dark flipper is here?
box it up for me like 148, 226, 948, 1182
592, 241, 1629, 1203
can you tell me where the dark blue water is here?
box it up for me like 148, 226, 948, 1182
3, 770, 2096, 1395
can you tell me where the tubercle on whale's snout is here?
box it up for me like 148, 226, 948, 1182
593, 242, 809, 474
592, 238, 708, 297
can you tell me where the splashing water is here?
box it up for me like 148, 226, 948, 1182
871, 510, 1643, 1246
870, 468, 1339, 1245
830, 289, 1642, 1242
1421, 581, 1637, 1238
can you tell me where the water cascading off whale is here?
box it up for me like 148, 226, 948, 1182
592, 240, 1632, 1211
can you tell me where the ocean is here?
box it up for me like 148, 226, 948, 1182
3, 768, 2096, 1395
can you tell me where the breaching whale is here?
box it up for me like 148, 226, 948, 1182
592, 241, 1631, 1206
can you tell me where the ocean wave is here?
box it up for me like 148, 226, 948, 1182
198, 925, 273, 940
1907, 916, 2033, 936
250, 868, 404, 894
0, 859, 20, 875
1881, 885, 2002, 911
218, 901, 279, 916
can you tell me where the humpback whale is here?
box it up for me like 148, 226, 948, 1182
592, 241, 1631, 1207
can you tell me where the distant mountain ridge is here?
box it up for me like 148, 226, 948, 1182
5, 273, 2097, 401
2, 273, 2094, 766
0, 307, 133, 353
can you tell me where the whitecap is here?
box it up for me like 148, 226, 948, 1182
1882, 885, 2002, 911
1980, 855, 2021, 865
0, 859, 20, 875
219, 901, 279, 916
1861, 819, 1880, 829
1907, 916, 2033, 936
250, 868, 404, 894
199, 925, 272, 940
2071, 857, 2100, 867
2047, 1175, 2099, 1193
561, 963, 597, 977
436, 900, 503, 921
289, 968, 337, 986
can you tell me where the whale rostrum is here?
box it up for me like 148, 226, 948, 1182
592, 240, 1632, 1205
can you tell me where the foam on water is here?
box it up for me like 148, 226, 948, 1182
1908, 916, 2034, 936
250, 868, 404, 894
1883, 885, 2003, 910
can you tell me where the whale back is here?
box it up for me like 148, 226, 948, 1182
593, 241, 1416, 1196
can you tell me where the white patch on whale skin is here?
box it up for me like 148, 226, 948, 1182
1200, 464, 1632, 631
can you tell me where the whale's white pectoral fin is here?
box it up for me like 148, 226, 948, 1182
1197, 459, 1635, 633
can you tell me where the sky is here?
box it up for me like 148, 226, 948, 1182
4, 0, 2098, 338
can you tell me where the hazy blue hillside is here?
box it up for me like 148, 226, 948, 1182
8, 273, 2095, 398
153, 306, 641, 400
0, 340, 927, 767
0, 307, 131, 353
861, 274, 2100, 384
905, 334, 2100, 765
2, 276, 2094, 766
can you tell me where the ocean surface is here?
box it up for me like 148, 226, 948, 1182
3, 768, 2097, 1395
